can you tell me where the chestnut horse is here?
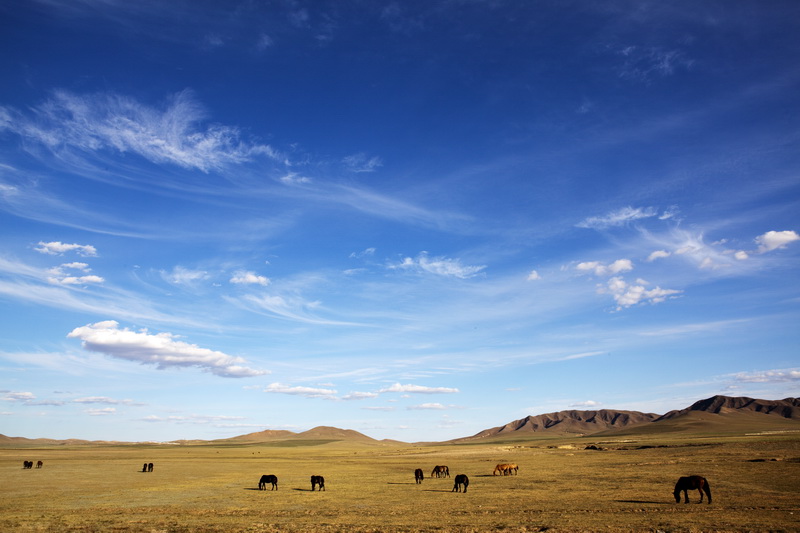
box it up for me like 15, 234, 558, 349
674, 475, 712, 504
431, 465, 450, 478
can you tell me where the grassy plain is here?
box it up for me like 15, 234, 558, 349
2, 432, 799, 532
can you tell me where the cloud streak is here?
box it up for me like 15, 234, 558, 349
67, 320, 266, 377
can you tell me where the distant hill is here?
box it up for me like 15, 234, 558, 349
657, 395, 800, 420
2, 395, 798, 446
456, 409, 659, 442
455, 395, 800, 442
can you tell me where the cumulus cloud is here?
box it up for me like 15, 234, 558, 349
601, 277, 681, 310
67, 320, 266, 377
86, 407, 116, 416
263, 383, 337, 399
576, 259, 633, 276
47, 262, 104, 285
390, 252, 485, 279
570, 400, 601, 408
576, 206, 657, 229
3, 391, 36, 402
378, 383, 459, 394
526, 270, 541, 281
230, 270, 270, 286
35, 241, 97, 257
755, 230, 800, 253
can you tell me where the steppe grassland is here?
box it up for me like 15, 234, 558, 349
1, 435, 799, 532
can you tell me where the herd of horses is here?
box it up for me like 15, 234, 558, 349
20, 457, 711, 503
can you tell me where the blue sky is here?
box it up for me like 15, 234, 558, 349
1, 0, 798, 443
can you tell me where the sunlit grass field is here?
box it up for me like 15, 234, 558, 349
2, 433, 799, 532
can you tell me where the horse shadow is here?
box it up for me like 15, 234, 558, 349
615, 500, 670, 505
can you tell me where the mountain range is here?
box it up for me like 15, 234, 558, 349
1, 395, 798, 447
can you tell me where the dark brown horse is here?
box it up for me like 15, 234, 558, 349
452, 474, 469, 493
23, 461, 33, 469
311, 475, 325, 491
36, 460, 43, 468
259, 474, 278, 490
414, 468, 424, 484
674, 475, 712, 504
431, 465, 450, 478
148, 462, 154, 472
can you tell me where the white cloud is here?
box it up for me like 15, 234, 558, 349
602, 276, 681, 309
390, 252, 485, 279
646, 250, 671, 262
164, 266, 209, 285
342, 391, 379, 400
230, 270, 270, 286
570, 400, 601, 408
3, 391, 36, 402
67, 320, 266, 377
526, 270, 541, 281
47, 262, 104, 285
407, 403, 446, 410
35, 241, 97, 257
263, 383, 337, 399
73, 396, 135, 405
378, 383, 459, 394
280, 172, 312, 185
755, 230, 800, 253
731, 369, 800, 383
342, 153, 383, 173
576, 206, 657, 229
86, 407, 116, 416
576, 259, 633, 277
349, 247, 376, 259
734, 250, 749, 260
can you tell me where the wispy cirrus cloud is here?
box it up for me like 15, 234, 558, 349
0, 89, 285, 173
576, 206, 658, 229
378, 383, 459, 394
263, 383, 338, 399
67, 320, 267, 377
389, 252, 486, 279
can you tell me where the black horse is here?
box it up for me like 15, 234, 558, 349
452, 474, 469, 493
311, 475, 325, 491
414, 468, 424, 484
142, 463, 148, 472
148, 462, 154, 472
259, 474, 278, 490
23, 461, 33, 469
674, 475, 712, 504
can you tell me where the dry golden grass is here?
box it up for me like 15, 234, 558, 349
2, 433, 799, 532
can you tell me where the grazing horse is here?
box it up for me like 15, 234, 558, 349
142, 463, 148, 472
258, 474, 278, 490
431, 465, 450, 478
36, 461, 43, 469
452, 474, 469, 493
311, 475, 325, 491
674, 475, 712, 504
148, 462, 154, 472
414, 468, 424, 484
493, 463, 518, 476
23, 461, 33, 469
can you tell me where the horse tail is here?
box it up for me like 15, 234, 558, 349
702, 478, 712, 504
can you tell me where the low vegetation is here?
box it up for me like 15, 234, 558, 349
2, 431, 799, 532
